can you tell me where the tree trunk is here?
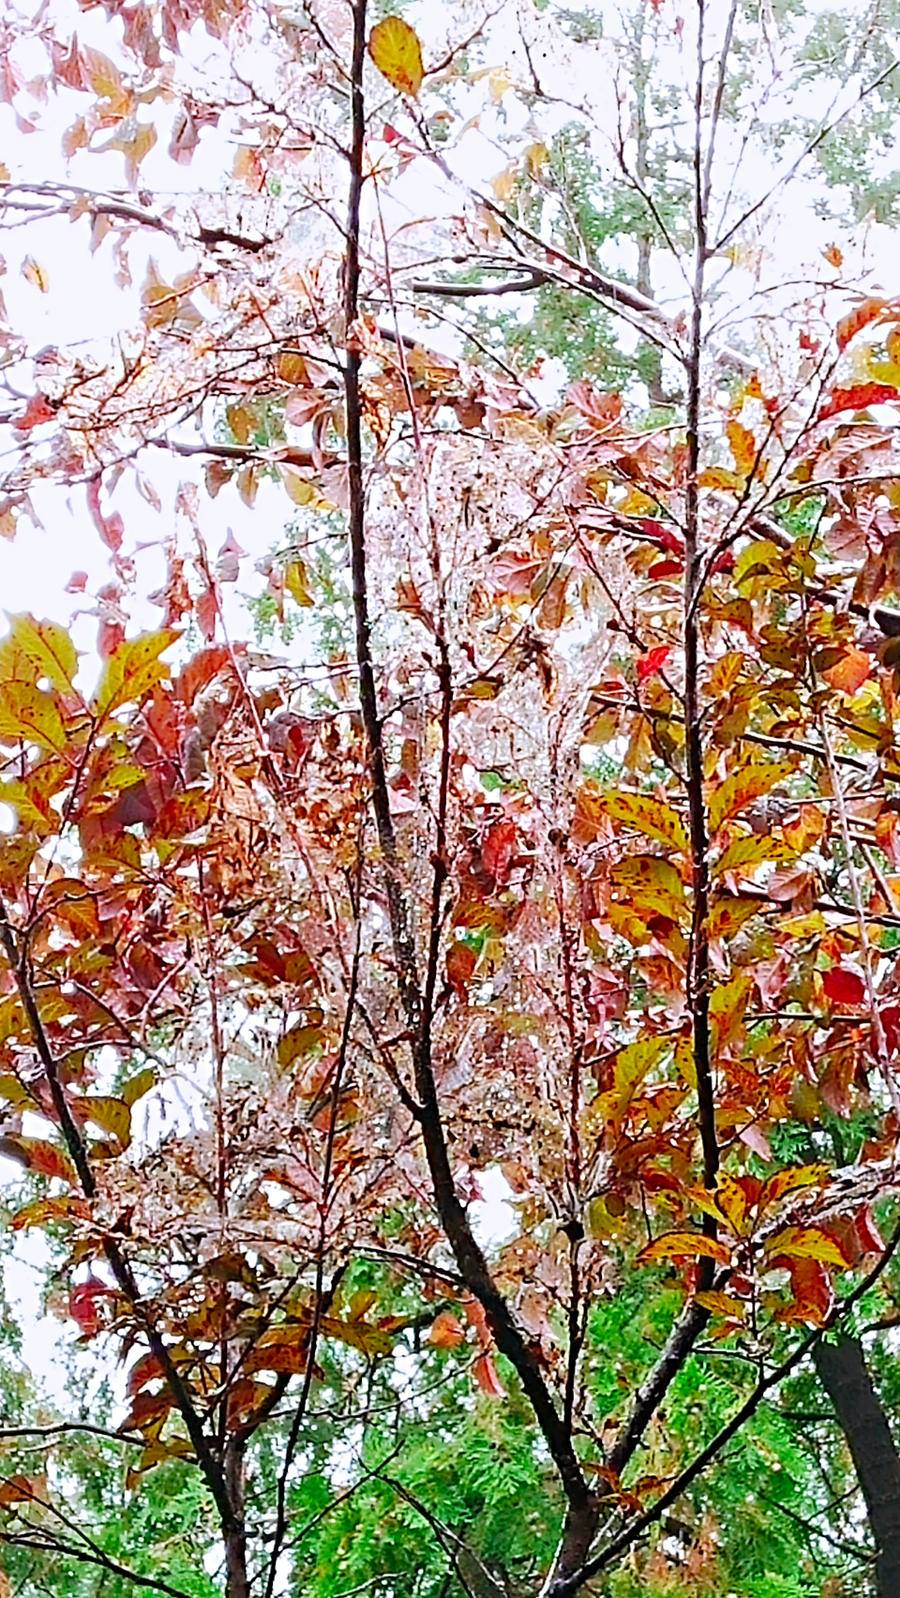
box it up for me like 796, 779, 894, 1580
813, 1333, 900, 1596
223, 1439, 250, 1598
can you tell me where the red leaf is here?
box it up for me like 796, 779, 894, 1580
855, 1205, 885, 1258
69, 1276, 109, 1338
882, 1004, 900, 1053
637, 645, 671, 683
472, 1352, 506, 1398
86, 478, 124, 553
819, 384, 898, 421
822, 966, 865, 1006
127, 1351, 165, 1396
65, 570, 88, 593
446, 941, 476, 995
177, 645, 232, 706
14, 394, 56, 432
639, 519, 683, 555
196, 584, 219, 641
481, 820, 518, 886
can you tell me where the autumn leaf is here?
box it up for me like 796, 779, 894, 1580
609, 856, 686, 923
638, 1232, 731, 1266
765, 1225, 849, 1269
823, 646, 871, 694
0, 683, 68, 754
821, 966, 866, 1006
69, 1277, 110, 1338
93, 630, 178, 718
0, 1474, 47, 1508
707, 759, 794, 835
759, 1164, 829, 1213
593, 790, 688, 853
21, 257, 49, 293
482, 819, 518, 885
7, 615, 78, 695
285, 559, 315, 606
472, 1352, 506, 1398
0, 1135, 77, 1186
636, 644, 671, 683
819, 383, 899, 420
368, 17, 425, 96
429, 1310, 466, 1349
726, 417, 758, 479
83, 1095, 132, 1148
835, 296, 890, 349
780, 1257, 833, 1326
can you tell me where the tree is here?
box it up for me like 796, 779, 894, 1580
2, 0, 900, 1595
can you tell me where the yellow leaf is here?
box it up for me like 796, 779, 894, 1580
708, 650, 745, 696
525, 141, 549, 176
698, 466, 743, 491
708, 893, 761, 941
714, 1174, 750, 1235
368, 16, 424, 96
81, 45, 132, 115
710, 972, 752, 1051
321, 1311, 394, 1357
638, 1231, 731, 1266
226, 404, 253, 445
21, 257, 49, 293
491, 164, 518, 203
760, 1164, 829, 1213
595, 790, 688, 853
588, 1037, 670, 1133
122, 1067, 156, 1107
0, 683, 67, 753
285, 559, 315, 607
726, 418, 758, 479
675, 1034, 696, 1088
7, 615, 77, 695
609, 855, 686, 923
733, 538, 785, 592
277, 351, 308, 385
84, 1095, 131, 1148
280, 467, 317, 507
695, 1290, 746, 1319
93, 630, 177, 719
765, 1225, 848, 1268
707, 758, 794, 835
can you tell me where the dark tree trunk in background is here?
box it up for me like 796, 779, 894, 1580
814, 1333, 900, 1597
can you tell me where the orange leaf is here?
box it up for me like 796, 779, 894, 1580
835, 296, 889, 350
823, 646, 871, 694
726, 418, 757, 478
429, 1310, 466, 1349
